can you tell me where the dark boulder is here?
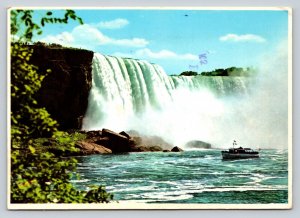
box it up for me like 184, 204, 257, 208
102, 128, 128, 141
130, 146, 150, 152
127, 130, 173, 150
67, 129, 173, 154
102, 128, 130, 153
171, 146, 184, 152
75, 141, 112, 155
149, 146, 163, 152
130, 145, 163, 152
85, 137, 110, 148
86, 130, 102, 139
128, 136, 142, 148
127, 134, 167, 153
119, 131, 130, 139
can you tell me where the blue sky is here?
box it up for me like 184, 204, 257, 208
30, 9, 289, 75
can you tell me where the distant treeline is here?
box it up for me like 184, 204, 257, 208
177, 67, 254, 77
12, 41, 87, 51
13, 41, 63, 48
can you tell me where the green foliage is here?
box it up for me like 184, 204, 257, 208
11, 143, 114, 203
84, 186, 113, 203
180, 71, 198, 76
200, 67, 253, 76
201, 68, 228, 76
11, 43, 58, 140
29, 131, 86, 156
175, 67, 254, 77
11, 9, 83, 41
10, 10, 113, 204
49, 131, 87, 156
11, 147, 78, 203
11, 10, 41, 40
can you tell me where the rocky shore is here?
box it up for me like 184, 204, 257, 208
74, 128, 183, 155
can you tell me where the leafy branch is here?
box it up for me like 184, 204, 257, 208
10, 9, 113, 203
11, 9, 83, 41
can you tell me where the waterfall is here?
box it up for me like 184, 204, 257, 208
82, 53, 253, 147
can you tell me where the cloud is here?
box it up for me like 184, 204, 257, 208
219, 34, 266, 43
40, 31, 76, 45
95, 18, 129, 29
39, 24, 148, 50
110, 38, 149, 47
114, 48, 198, 61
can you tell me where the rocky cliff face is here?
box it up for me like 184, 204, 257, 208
29, 44, 94, 130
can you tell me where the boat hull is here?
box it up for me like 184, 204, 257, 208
222, 153, 259, 160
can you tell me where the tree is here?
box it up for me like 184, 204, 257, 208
10, 9, 113, 203
180, 71, 198, 76
10, 9, 84, 139
10, 10, 83, 41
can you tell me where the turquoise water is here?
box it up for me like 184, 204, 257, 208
73, 149, 288, 204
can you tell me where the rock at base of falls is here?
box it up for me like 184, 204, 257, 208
171, 146, 184, 152
74, 128, 174, 155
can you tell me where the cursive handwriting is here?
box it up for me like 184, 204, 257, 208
189, 64, 199, 70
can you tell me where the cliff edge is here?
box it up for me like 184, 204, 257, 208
29, 44, 94, 130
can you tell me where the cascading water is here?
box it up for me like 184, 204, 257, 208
77, 51, 288, 203
82, 53, 254, 147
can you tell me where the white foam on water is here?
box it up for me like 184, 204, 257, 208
71, 179, 90, 183
111, 185, 157, 193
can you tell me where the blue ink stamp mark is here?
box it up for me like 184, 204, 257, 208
198, 51, 209, 65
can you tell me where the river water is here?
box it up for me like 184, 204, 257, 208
73, 149, 288, 204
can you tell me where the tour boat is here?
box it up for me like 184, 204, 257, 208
221, 141, 259, 160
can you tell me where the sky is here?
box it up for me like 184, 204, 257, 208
29, 9, 289, 75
